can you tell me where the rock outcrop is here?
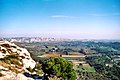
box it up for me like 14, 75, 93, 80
0, 40, 36, 80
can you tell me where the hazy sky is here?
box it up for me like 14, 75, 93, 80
0, 0, 120, 39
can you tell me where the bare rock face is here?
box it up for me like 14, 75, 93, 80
0, 40, 36, 79
0, 41, 36, 69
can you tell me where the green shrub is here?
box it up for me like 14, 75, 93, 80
27, 66, 33, 73
42, 57, 76, 80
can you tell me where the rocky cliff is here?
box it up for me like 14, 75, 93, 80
0, 41, 36, 80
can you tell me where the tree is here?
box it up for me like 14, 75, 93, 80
62, 51, 68, 55
42, 57, 76, 80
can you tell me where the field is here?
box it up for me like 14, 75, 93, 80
76, 66, 96, 73
16, 41, 120, 79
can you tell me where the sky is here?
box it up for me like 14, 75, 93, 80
0, 0, 120, 39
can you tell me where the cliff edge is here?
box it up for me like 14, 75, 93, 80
0, 41, 36, 80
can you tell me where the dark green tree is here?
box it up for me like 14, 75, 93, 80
42, 57, 76, 80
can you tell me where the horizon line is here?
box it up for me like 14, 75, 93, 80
0, 36, 120, 40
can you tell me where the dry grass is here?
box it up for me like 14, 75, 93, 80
69, 52, 83, 55
82, 63, 90, 67
0, 60, 23, 74
0, 61, 10, 69
40, 53, 59, 57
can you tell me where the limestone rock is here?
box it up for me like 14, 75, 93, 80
0, 40, 36, 69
